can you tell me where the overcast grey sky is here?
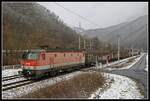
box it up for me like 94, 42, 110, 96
37, 2, 148, 30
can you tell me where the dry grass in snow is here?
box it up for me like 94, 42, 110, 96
20, 72, 105, 98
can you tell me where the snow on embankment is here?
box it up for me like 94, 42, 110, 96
145, 54, 148, 71
89, 73, 144, 99
2, 69, 22, 77
2, 71, 82, 99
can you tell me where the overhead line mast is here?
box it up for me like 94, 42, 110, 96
117, 35, 120, 61
78, 22, 81, 50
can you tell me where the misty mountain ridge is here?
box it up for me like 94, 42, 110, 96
81, 15, 148, 50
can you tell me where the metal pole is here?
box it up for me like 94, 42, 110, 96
132, 46, 133, 56
117, 35, 120, 60
90, 39, 92, 50
95, 55, 98, 68
84, 38, 86, 49
79, 34, 81, 49
131, 46, 133, 56
79, 22, 81, 50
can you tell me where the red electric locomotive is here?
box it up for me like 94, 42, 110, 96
20, 49, 85, 78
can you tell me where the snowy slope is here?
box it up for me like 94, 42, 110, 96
145, 54, 148, 72
89, 73, 144, 99
89, 54, 145, 99
2, 69, 22, 77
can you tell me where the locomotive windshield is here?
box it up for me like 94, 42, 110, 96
22, 52, 39, 60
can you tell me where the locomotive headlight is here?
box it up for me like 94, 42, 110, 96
21, 65, 24, 68
26, 62, 30, 65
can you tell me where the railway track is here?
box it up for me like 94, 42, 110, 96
2, 67, 101, 92
1, 63, 117, 91
1, 67, 115, 91
2, 75, 23, 81
2, 79, 34, 91
2, 66, 87, 91
2, 74, 33, 91
2, 75, 19, 79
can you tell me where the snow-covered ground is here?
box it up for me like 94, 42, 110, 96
89, 53, 145, 99
2, 69, 22, 77
145, 54, 148, 72
2, 71, 82, 99
89, 73, 144, 99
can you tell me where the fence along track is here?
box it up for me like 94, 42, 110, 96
2, 65, 21, 70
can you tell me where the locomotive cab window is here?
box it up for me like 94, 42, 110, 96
41, 53, 45, 60
22, 52, 39, 60
22, 52, 29, 60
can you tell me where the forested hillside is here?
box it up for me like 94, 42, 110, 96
3, 3, 79, 50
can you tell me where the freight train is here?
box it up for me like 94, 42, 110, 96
20, 49, 96, 78
20, 49, 139, 78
